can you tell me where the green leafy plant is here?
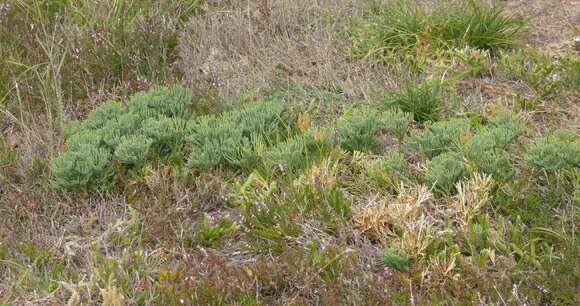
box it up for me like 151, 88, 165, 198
379, 108, 414, 139
525, 129, 580, 172
336, 109, 382, 152
386, 78, 444, 123
49, 146, 113, 191
141, 116, 191, 154
380, 247, 410, 271
425, 151, 466, 194
128, 85, 194, 120
50, 85, 195, 191
188, 100, 286, 170
263, 135, 307, 174
114, 135, 153, 165
406, 118, 470, 158
190, 215, 240, 248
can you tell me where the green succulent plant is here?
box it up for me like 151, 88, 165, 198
380, 247, 410, 271
84, 100, 127, 130
263, 135, 307, 174
114, 135, 153, 165
525, 130, 580, 172
188, 100, 286, 170
379, 108, 414, 139
128, 85, 194, 120
336, 109, 382, 152
425, 151, 466, 194
49, 146, 112, 191
406, 118, 470, 158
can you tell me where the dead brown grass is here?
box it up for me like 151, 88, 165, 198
178, 0, 398, 101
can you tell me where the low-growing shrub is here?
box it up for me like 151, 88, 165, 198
525, 129, 580, 172
263, 135, 307, 174
128, 85, 194, 120
461, 112, 521, 180
50, 85, 195, 191
188, 100, 287, 170
336, 109, 382, 152
405, 118, 470, 158
114, 135, 153, 165
425, 151, 466, 194
49, 146, 113, 191
380, 247, 410, 271
379, 108, 414, 139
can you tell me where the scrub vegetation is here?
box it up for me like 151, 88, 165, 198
1, 0, 578, 304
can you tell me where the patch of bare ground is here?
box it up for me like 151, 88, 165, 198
506, 0, 580, 51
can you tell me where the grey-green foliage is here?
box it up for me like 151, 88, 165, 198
66, 129, 104, 151
100, 113, 140, 149
425, 151, 465, 194
84, 101, 127, 130
128, 85, 194, 120
114, 135, 153, 165
336, 109, 381, 152
406, 118, 470, 158
462, 112, 521, 180
525, 129, 580, 172
380, 247, 410, 271
383, 150, 407, 174
486, 112, 521, 149
50, 85, 195, 191
141, 116, 191, 153
263, 135, 306, 173
379, 108, 413, 139
188, 100, 286, 170
49, 146, 112, 191
462, 131, 513, 180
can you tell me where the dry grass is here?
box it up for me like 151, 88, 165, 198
1, 0, 579, 304
178, 0, 399, 101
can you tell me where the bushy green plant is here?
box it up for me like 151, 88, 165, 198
525, 130, 580, 172
84, 101, 127, 130
114, 135, 153, 165
188, 100, 286, 170
190, 215, 240, 248
100, 113, 141, 150
263, 135, 307, 174
425, 152, 465, 194
461, 112, 521, 180
50, 85, 195, 191
336, 109, 382, 152
406, 118, 470, 158
379, 108, 414, 139
383, 150, 407, 174
386, 78, 444, 123
380, 247, 410, 271
346, 0, 523, 59
486, 112, 521, 149
128, 85, 194, 120
66, 129, 104, 152
141, 116, 191, 153
49, 146, 112, 191
462, 131, 514, 181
